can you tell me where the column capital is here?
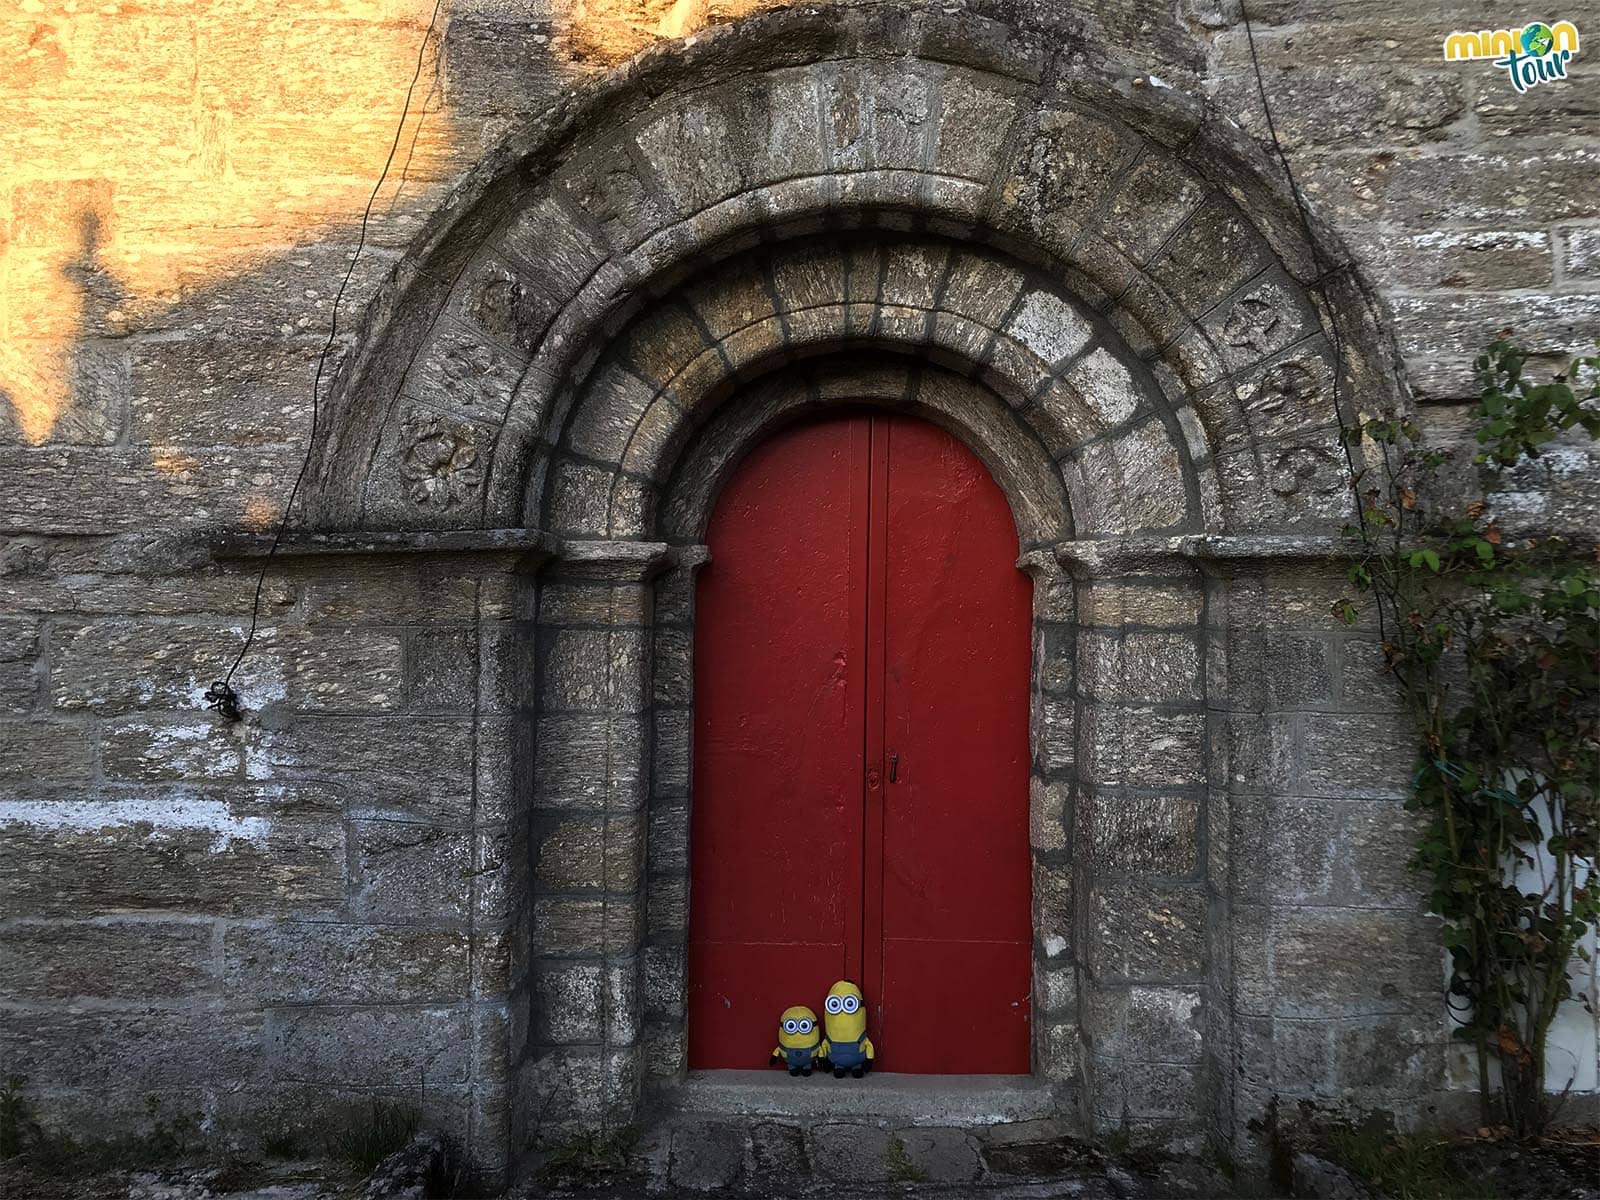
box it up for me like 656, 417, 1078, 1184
552, 538, 675, 583
1051, 534, 1353, 578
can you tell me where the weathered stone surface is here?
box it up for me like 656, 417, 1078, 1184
0, 791, 345, 917
1088, 883, 1206, 983
897, 1127, 983, 1183
1099, 156, 1206, 265
1086, 985, 1203, 1065
364, 1132, 450, 1200
1381, 146, 1600, 228
668, 1123, 745, 1192
1065, 346, 1143, 428
102, 714, 245, 780
1088, 791, 1201, 876
350, 820, 472, 924
1353, 228, 1554, 292
0, 342, 126, 446
1082, 705, 1204, 788
1299, 712, 1414, 798
1214, 66, 1466, 151
0, 919, 216, 1002
637, 100, 746, 217
1560, 227, 1600, 283
245, 715, 475, 822
998, 106, 1134, 255
1292, 1151, 1380, 1199
535, 714, 647, 809
532, 961, 604, 1044
129, 336, 318, 446
1007, 289, 1092, 366
533, 813, 642, 893
1391, 291, 1600, 400
0, 718, 94, 781
267, 1005, 471, 1087
539, 627, 648, 714
1233, 905, 1440, 1018
1147, 200, 1271, 317
1, 1008, 262, 1090
1221, 630, 1334, 709
1217, 711, 1297, 794
50, 620, 403, 715
643, 942, 685, 1019
1076, 580, 1203, 629
276, 565, 489, 625
1230, 796, 1421, 907
0, 447, 304, 536
405, 628, 478, 709
729, 69, 830, 187
1078, 631, 1202, 703
224, 922, 470, 1005
809, 1123, 894, 1183
933, 73, 1022, 183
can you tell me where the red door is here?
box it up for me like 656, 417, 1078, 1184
688, 410, 1033, 1074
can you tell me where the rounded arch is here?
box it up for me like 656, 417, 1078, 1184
544, 233, 1202, 546
303, 2, 1406, 542
654, 355, 1073, 549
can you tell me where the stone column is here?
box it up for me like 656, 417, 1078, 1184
1019, 550, 1080, 1091
521, 538, 671, 1141
1059, 544, 1210, 1147
640, 547, 710, 1086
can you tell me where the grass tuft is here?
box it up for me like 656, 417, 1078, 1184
1322, 1127, 1498, 1200
323, 1099, 421, 1175
886, 1136, 927, 1183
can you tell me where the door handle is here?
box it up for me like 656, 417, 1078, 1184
888, 752, 898, 784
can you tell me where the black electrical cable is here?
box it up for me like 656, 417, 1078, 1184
1238, 0, 1356, 431
206, 0, 446, 721
1237, 1, 1396, 661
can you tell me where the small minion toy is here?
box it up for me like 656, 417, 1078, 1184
821, 980, 874, 1078
769, 1005, 826, 1076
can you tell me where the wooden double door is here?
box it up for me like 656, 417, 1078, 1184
687, 410, 1033, 1074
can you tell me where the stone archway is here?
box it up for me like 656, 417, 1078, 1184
297, 0, 1416, 1171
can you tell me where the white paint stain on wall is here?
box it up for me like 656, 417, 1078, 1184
0, 797, 272, 854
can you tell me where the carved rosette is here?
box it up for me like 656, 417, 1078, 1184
1248, 358, 1323, 418
1270, 445, 1342, 498
399, 408, 483, 508
1222, 291, 1283, 355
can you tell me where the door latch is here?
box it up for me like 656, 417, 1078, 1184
888, 752, 899, 783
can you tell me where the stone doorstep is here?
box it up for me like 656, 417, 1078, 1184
625, 1113, 1125, 1197
651, 1071, 1060, 1127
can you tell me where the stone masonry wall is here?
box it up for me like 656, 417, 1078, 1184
2, 0, 1596, 1182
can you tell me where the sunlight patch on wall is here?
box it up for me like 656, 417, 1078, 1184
562, 0, 783, 64
0, 0, 451, 446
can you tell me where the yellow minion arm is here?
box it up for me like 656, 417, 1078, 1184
862, 1037, 875, 1060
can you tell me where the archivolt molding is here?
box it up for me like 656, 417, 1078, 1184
652, 354, 1074, 547
305, 1, 1404, 545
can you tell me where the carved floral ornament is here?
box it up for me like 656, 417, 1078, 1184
1222, 291, 1282, 355
1270, 445, 1343, 498
399, 407, 483, 508
1249, 357, 1324, 415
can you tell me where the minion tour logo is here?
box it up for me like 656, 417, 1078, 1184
1443, 20, 1581, 91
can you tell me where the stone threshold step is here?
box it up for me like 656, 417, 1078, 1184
649, 1070, 1058, 1127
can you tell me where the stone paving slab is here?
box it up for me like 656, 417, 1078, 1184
526, 1116, 1232, 1198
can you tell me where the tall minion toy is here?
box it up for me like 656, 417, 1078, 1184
821, 980, 875, 1078
769, 1005, 826, 1076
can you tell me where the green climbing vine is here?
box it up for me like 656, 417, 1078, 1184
1337, 337, 1600, 1136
